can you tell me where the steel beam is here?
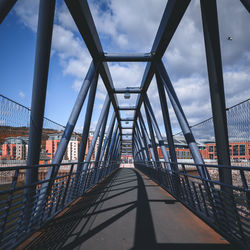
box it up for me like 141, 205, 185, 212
200, 0, 232, 185
119, 106, 137, 110
114, 88, 141, 94
26, 0, 56, 184
136, 120, 151, 162
240, 0, 250, 12
75, 71, 98, 191
24, 0, 56, 227
52, 62, 97, 167
81, 96, 111, 178
121, 118, 134, 121
0, 0, 17, 24
151, 0, 191, 58
80, 97, 111, 192
143, 102, 160, 166
104, 53, 153, 62
65, 0, 121, 129
156, 71, 177, 165
138, 112, 157, 164
133, 0, 191, 135
143, 94, 171, 170
156, 60, 208, 178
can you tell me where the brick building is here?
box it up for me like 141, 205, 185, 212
1, 136, 28, 160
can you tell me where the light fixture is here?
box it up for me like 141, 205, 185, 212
124, 88, 130, 99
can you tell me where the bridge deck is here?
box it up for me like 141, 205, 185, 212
19, 168, 235, 249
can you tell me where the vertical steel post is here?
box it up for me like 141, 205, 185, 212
155, 71, 177, 165
80, 96, 111, 192
24, 1, 55, 227
91, 101, 110, 185
76, 72, 98, 168
74, 72, 98, 195
156, 60, 208, 179
26, 0, 55, 184
143, 102, 160, 166
99, 113, 116, 162
0, 0, 17, 24
52, 62, 97, 167
136, 120, 151, 162
143, 94, 172, 171
138, 112, 157, 165
101, 120, 117, 178
200, 0, 232, 185
135, 126, 148, 161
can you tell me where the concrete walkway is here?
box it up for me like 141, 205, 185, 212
21, 168, 236, 250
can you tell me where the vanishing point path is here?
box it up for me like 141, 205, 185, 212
19, 168, 235, 250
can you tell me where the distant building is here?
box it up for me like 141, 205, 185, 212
1, 136, 28, 160
204, 141, 250, 162
156, 136, 250, 162
156, 136, 206, 160
46, 133, 80, 161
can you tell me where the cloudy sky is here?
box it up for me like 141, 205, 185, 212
0, 0, 249, 135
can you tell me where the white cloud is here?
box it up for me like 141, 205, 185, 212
13, 0, 250, 135
14, 0, 39, 32
18, 91, 25, 99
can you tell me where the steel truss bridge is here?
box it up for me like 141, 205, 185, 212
0, 0, 250, 249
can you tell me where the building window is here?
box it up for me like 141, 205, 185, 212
240, 144, 245, 156
209, 146, 213, 152
233, 145, 238, 156
209, 154, 213, 159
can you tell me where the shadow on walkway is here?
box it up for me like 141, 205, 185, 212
21, 168, 236, 250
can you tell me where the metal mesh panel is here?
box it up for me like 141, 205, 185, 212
0, 95, 66, 165
174, 99, 250, 142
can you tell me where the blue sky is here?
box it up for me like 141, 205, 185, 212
0, 0, 249, 135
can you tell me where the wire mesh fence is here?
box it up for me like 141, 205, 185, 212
0, 94, 76, 168
173, 99, 250, 164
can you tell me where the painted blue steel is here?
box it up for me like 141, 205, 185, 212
135, 126, 148, 161
52, 62, 97, 168
80, 96, 111, 193
114, 88, 141, 94
95, 113, 116, 182
155, 72, 177, 166
0, 0, 17, 24
0, 161, 119, 249
101, 121, 118, 179
104, 53, 153, 62
135, 122, 151, 162
138, 112, 157, 166
143, 94, 172, 171
25, 0, 56, 229
156, 60, 209, 179
240, 0, 250, 12
143, 101, 160, 166
135, 161, 250, 249
77, 71, 98, 174
91, 101, 110, 186
200, 0, 232, 186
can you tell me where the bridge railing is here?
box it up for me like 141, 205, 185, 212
0, 161, 120, 249
135, 161, 250, 249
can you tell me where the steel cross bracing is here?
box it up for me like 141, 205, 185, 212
0, 0, 250, 249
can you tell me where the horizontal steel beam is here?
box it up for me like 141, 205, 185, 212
65, 0, 121, 130
114, 88, 141, 94
121, 118, 134, 121
133, 1, 191, 139
104, 53, 153, 62
119, 106, 136, 110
